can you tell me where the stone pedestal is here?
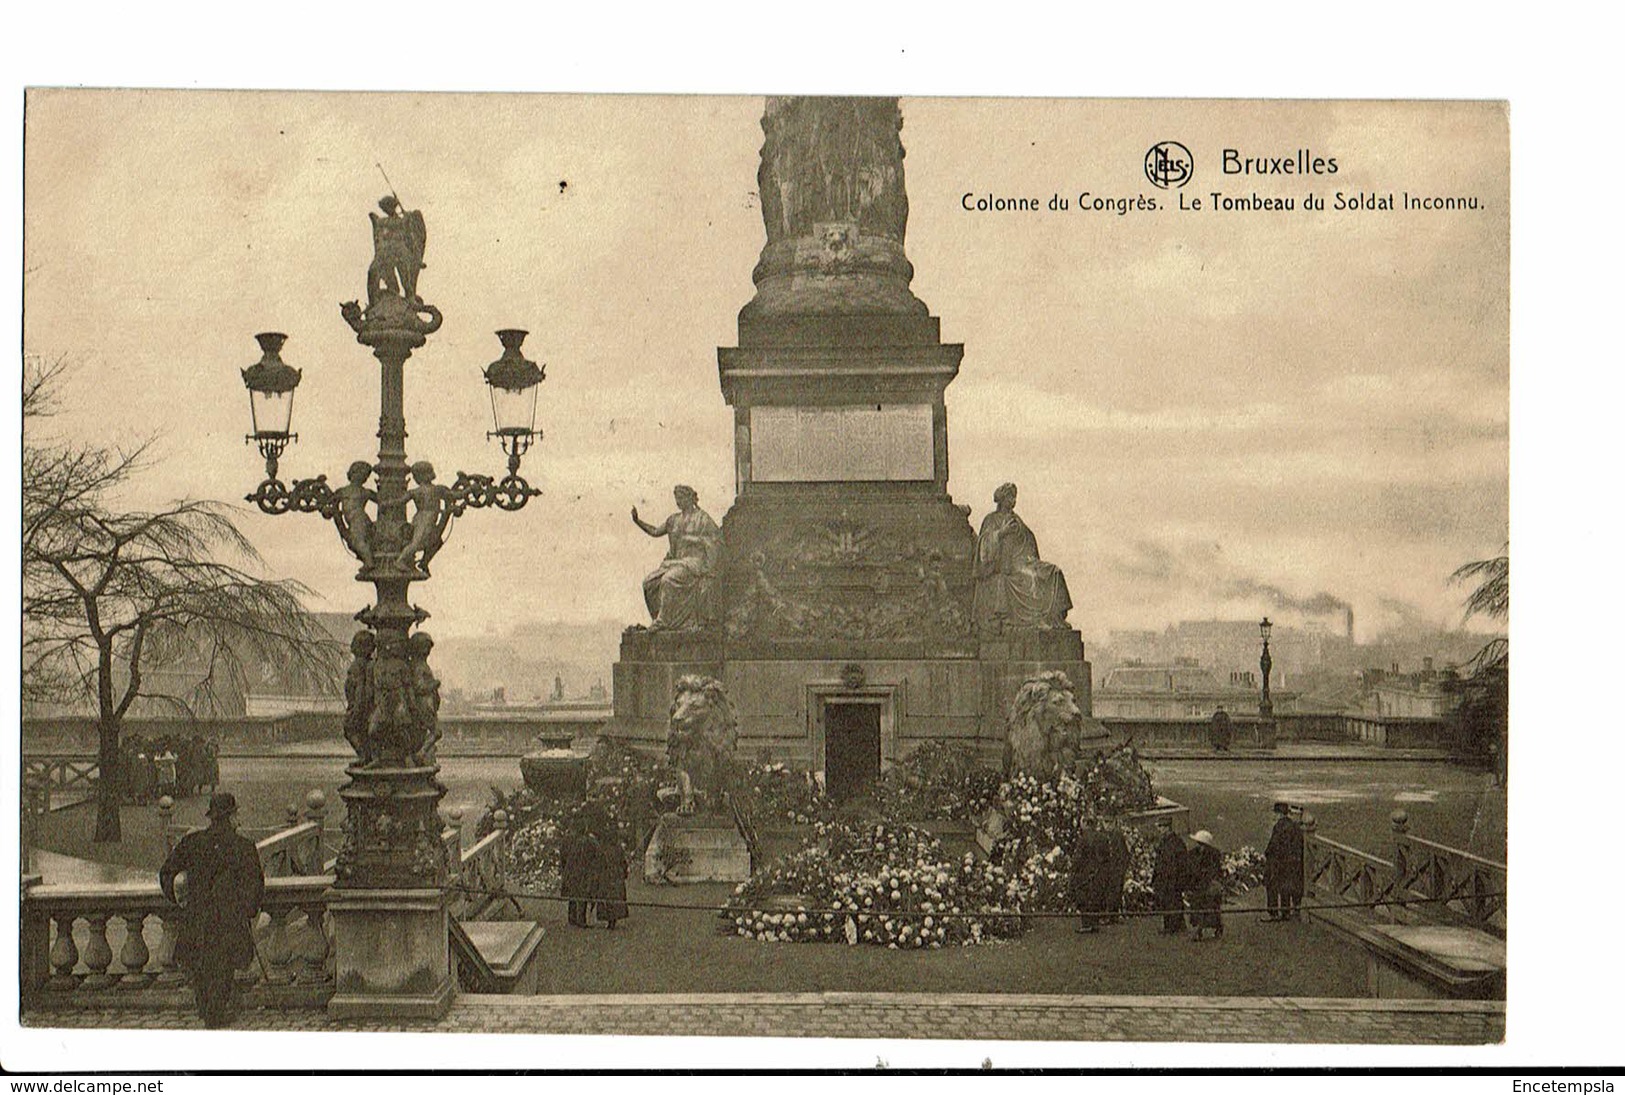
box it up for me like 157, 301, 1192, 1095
327, 887, 454, 1018
644, 813, 751, 883
1358, 924, 1506, 1000
327, 762, 453, 1020
612, 626, 1090, 770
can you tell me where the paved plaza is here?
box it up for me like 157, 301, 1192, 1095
26, 992, 1504, 1043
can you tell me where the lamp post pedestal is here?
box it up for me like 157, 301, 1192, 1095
327, 766, 452, 1019
327, 888, 453, 1020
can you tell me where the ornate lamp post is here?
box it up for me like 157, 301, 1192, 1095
237, 196, 546, 1019
1258, 616, 1274, 719
1258, 616, 1277, 749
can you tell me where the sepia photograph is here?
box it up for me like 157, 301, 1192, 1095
9, 64, 1543, 1072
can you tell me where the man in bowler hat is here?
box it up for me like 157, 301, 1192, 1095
1262, 801, 1306, 921
158, 792, 265, 1027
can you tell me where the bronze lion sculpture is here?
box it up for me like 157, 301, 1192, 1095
666, 674, 741, 815
1004, 670, 1109, 776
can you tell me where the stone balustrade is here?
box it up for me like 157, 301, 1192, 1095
255, 792, 329, 877
22, 789, 342, 1014
21, 875, 335, 1010
446, 808, 516, 921
21, 794, 521, 1017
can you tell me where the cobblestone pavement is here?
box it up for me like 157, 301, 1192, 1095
26, 993, 1503, 1043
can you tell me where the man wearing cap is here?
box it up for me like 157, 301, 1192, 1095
1184, 829, 1225, 941
158, 792, 265, 1027
1262, 802, 1306, 922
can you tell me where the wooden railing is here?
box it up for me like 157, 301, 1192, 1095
1303, 810, 1505, 937
22, 755, 99, 811
1392, 812, 1507, 937
1305, 823, 1398, 909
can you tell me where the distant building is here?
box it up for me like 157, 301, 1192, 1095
1094, 663, 1298, 720
469, 696, 613, 720
1361, 658, 1461, 719
1102, 617, 1344, 687
141, 611, 352, 719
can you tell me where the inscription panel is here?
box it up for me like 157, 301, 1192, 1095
752, 404, 934, 482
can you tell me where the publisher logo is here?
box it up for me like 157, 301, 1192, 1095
1144, 141, 1194, 189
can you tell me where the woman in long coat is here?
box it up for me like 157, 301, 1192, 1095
559, 813, 597, 928
1068, 821, 1116, 933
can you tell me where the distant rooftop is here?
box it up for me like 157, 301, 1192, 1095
1100, 665, 1228, 693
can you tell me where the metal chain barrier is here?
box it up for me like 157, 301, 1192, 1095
444, 881, 1505, 923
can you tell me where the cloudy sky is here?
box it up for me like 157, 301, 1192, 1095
23, 93, 1507, 642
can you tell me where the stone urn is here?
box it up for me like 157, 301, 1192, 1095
519, 733, 589, 799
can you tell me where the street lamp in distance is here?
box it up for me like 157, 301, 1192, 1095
1259, 616, 1277, 749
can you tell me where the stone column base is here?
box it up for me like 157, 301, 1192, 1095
327, 887, 453, 1020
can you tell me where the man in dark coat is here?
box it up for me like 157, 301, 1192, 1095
1208, 707, 1233, 752
580, 801, 629, 929
157, 792, 265, 1027
1103, 825, 1131, 924
559, 812, 597, 928
1184, 829, 1225, 941
1069, 820, 1117, 933
1150, 818, 1188, 934
1262, 802, 1306, 921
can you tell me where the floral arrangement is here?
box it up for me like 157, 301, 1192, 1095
741, 762, 837, 826
872, 741, 1003, 821
1076, 743, 1158, 816
477, 738, 666, 891
723, 820, 1027, 947
504, 813, 565, 897
487, 732, 1262, 926
1220, 846, 1266, 895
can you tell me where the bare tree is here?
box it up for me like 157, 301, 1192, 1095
23, 359, 342, 841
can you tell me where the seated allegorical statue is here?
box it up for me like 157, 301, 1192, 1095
631, 484, 720, 631
973, 482, 1073, 633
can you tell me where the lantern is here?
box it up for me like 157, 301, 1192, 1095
483, 329, 545, 459
241, 332, 302, 448
1259, 616, 1273, 645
